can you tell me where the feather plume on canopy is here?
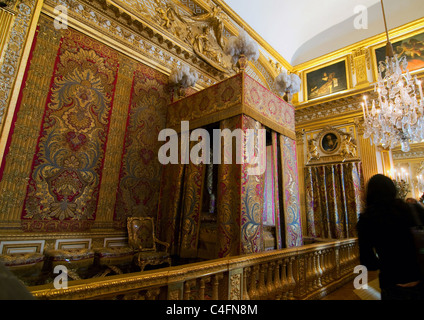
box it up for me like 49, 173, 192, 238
169, 65, 199, 89
275, 71, 301, 95
224, 29, 260, 65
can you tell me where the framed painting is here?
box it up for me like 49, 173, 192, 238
320, 131, 341, 154
304, 58, 349, 101
373, 30, 424, 80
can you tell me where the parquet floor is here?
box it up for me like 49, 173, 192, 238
321, 271, 380, 300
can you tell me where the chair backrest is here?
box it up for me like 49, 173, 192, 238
127, 217, 156, 252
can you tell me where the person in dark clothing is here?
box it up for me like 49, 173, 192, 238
357, 174, 424, 300
0, 262, 35, 300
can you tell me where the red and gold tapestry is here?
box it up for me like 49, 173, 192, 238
0, 15, 172, 233
113, 65, 169, 228
20, 27, 120, 232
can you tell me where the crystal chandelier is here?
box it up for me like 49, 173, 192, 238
362, 0, 424, 152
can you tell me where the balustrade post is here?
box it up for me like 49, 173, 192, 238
280, 259, 288, 300
258, 264, 268, 300
146, 288, 160, 300
334, 247, 340, 280
266, 262, 276, 299
322, 249, 329, 285
293, 254, 307, 299
311, 252, 318, 290
316, 251, 323, 288
248, 265, 259, 300
343, 245, 348, 274
331, 248, 337, 281
306, 253, 313, 293
274, 261, 282, 300
199, 278, 206, 300
212, 275, 220, 300
287, 257, 296, 300
168, 282, 184, 300
184, 281, 191, 300
243, 268, 250, 300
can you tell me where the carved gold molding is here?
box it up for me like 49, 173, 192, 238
305, 126, 359, 166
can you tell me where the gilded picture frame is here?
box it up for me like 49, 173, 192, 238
303, 57, 350, 101
371, 28, 424, 81
320, 131, 341, 154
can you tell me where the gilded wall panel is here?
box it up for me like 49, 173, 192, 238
0, 0, 36, 127
0, 17, 61, 227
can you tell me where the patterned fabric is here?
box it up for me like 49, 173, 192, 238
263, 146, 275, 226
217, 116, 242, 258
305, 162, 364, 239
137, 219, 155, 250
179, 143, 206, 258
280, 135, 303, 247
271, 132, 283, 249
167, 73, 243, 130
128, 217, 156, 251
0, 253, 44, 266
156, 160, 185, 255
0, 16, 171, 232
166, 73, 295, 140
45, 249, 95, 261
243, 75, 295, 133
19, 27, 119, 232
113, 65, 169, 227
240, 115, 265, 254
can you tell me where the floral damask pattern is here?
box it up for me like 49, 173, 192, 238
113, 65, 169, 228
167, 73, 243, 129
305, 162, 364, 239
244, 75, 295, 132
20, 28, 120, 232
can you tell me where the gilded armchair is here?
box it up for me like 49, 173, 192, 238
127, 217, 171, 271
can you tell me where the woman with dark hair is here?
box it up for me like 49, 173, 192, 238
357, 174, 424, 300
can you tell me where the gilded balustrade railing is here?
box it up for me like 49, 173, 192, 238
29, 238, 359, 300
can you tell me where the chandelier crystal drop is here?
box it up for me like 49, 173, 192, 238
361, 0, 424, 153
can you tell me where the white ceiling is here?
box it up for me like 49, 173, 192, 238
224, 0, 424, 66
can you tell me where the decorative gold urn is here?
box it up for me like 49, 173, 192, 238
237, 54, 247, 71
